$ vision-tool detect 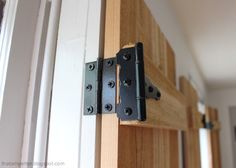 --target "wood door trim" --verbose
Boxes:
[100,0,121,167]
